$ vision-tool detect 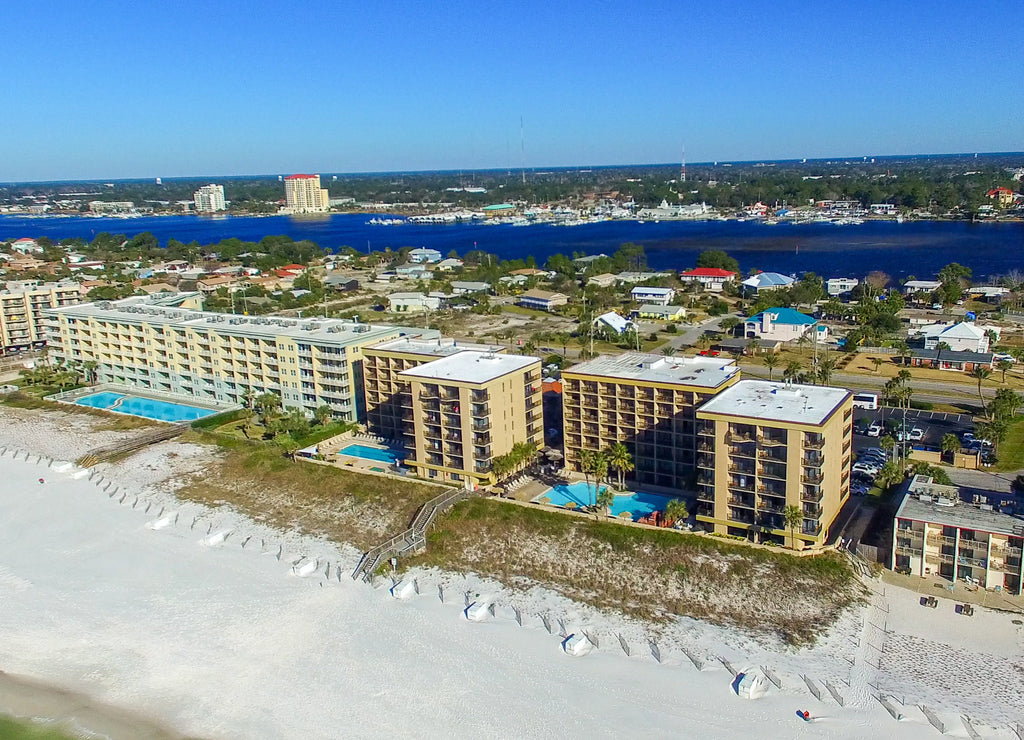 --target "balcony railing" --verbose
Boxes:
[727,496,755,509]
[726,431,755,444]
[801,471,824,484]
[801,489,823,503]
[758,434,786,446]
[803,436,825,450]
[697,489,715,503]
